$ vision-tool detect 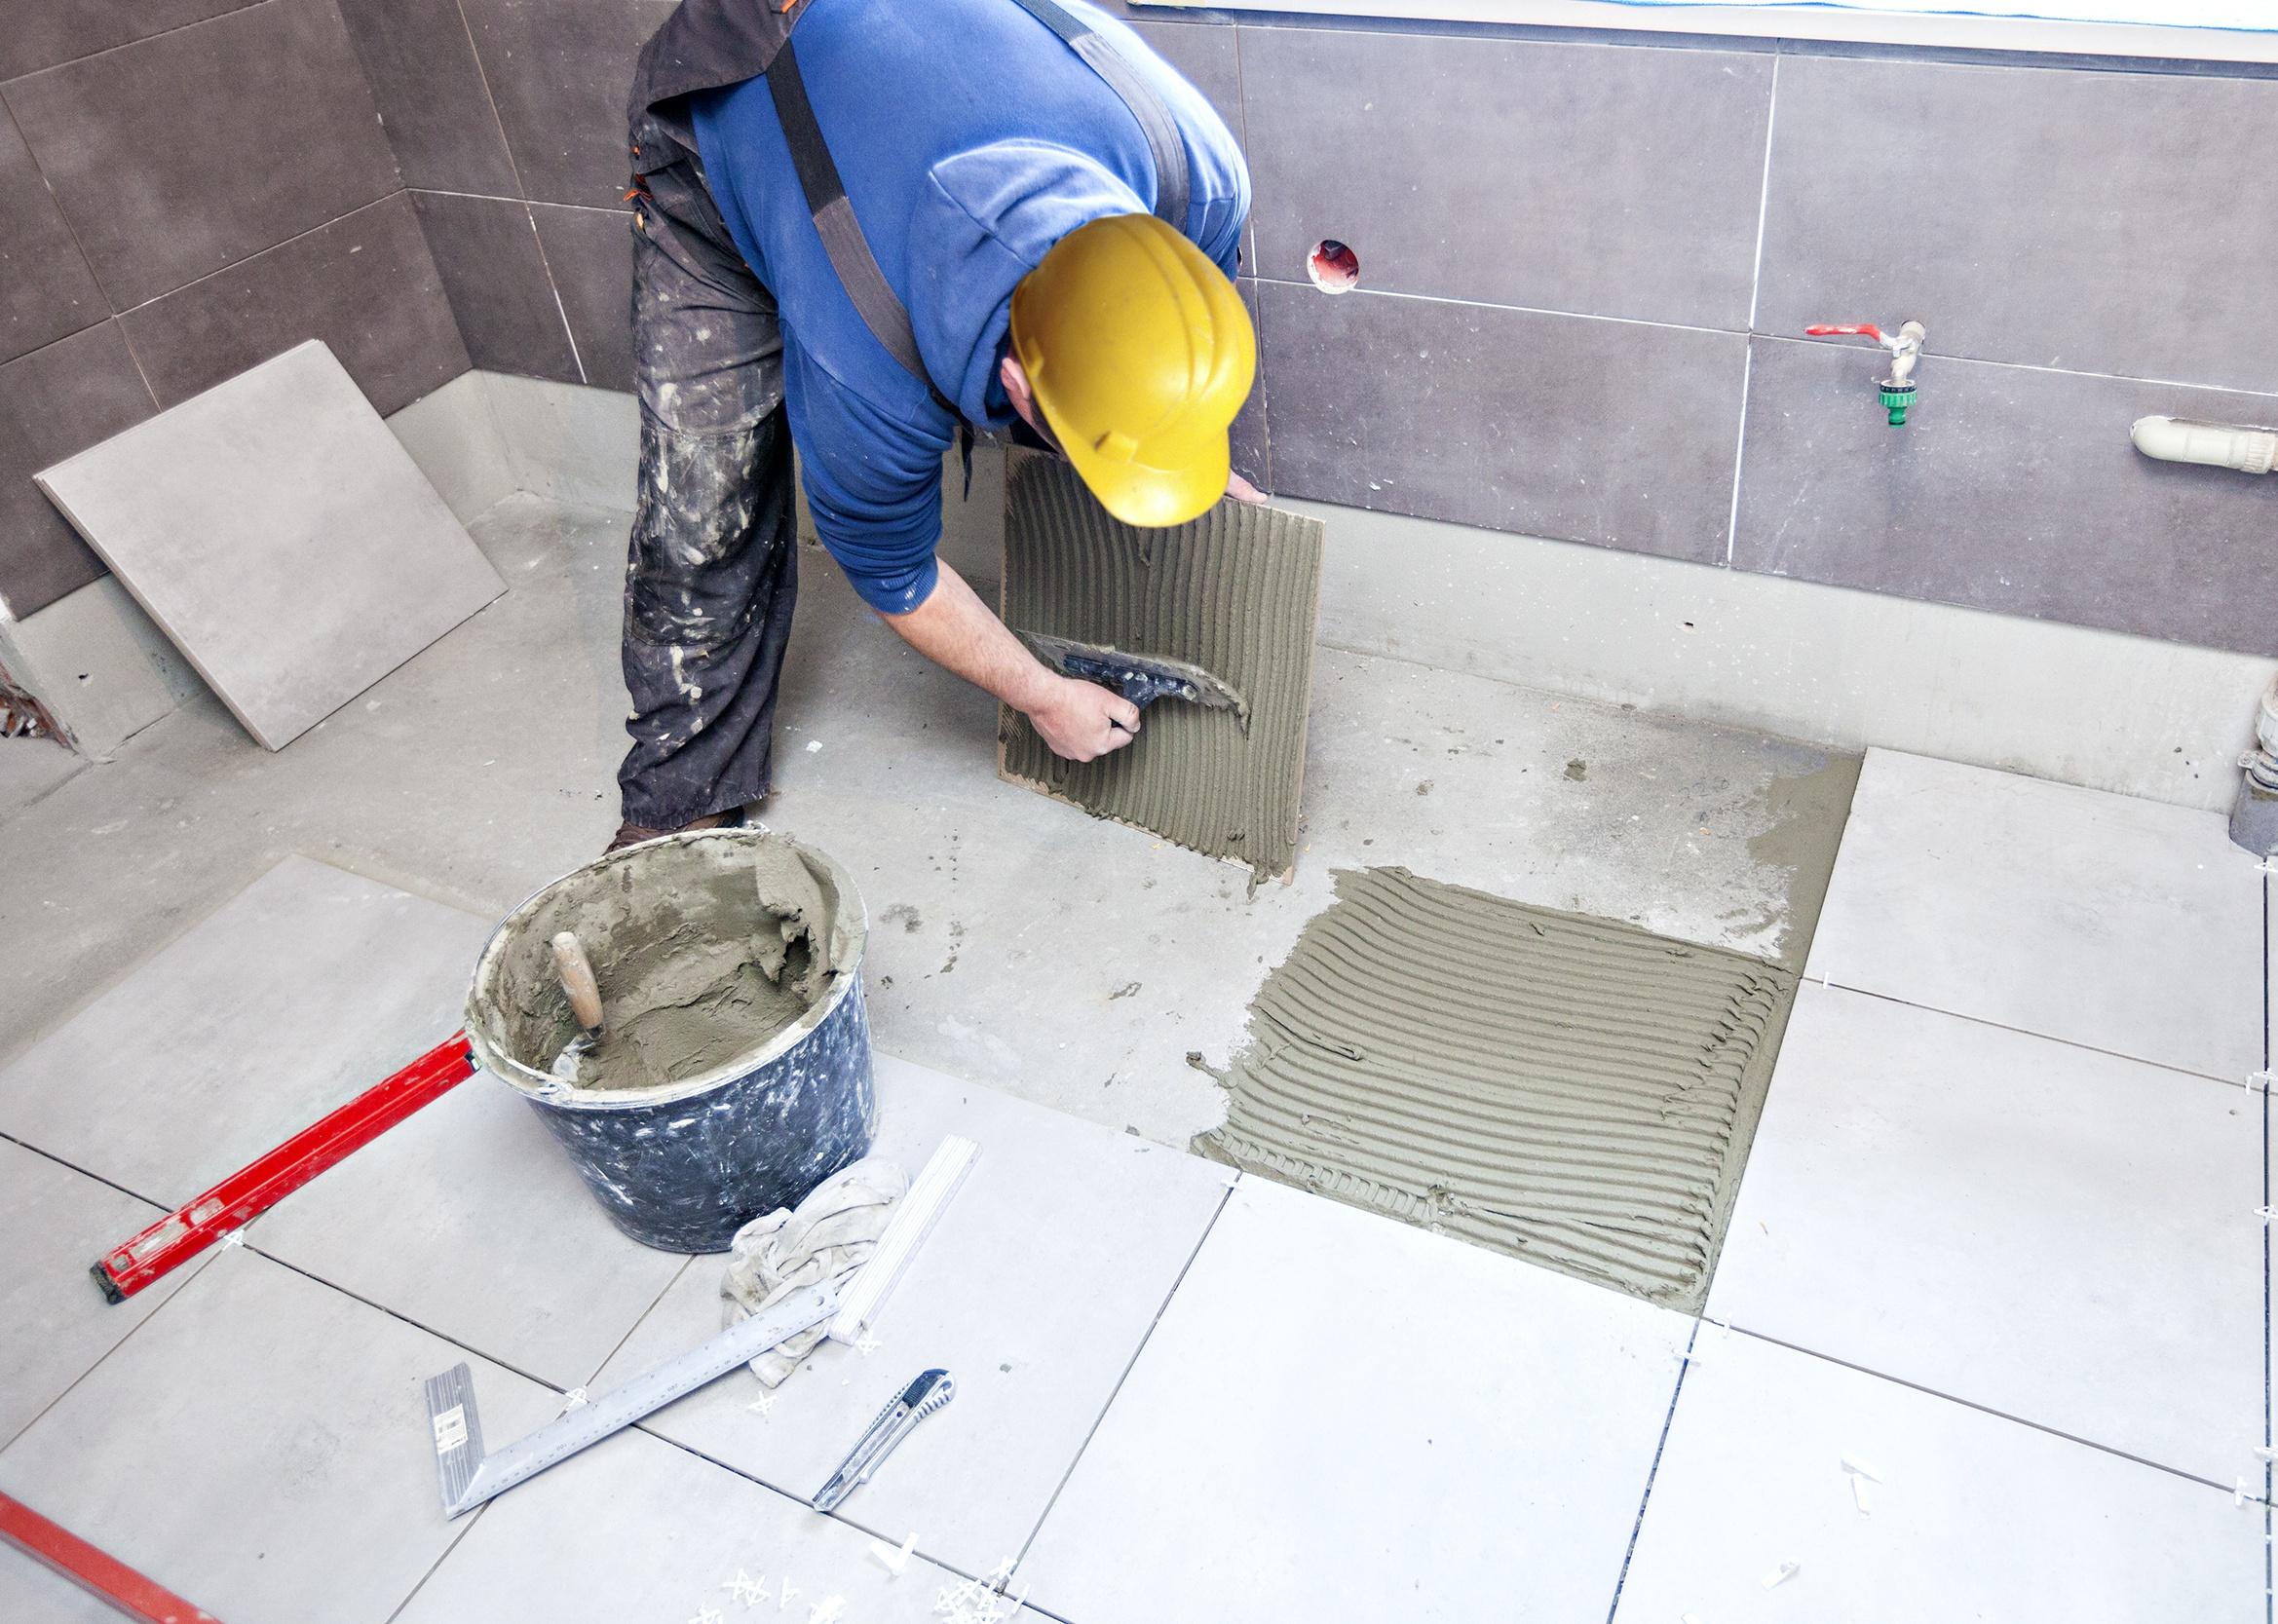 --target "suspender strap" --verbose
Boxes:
[766,37,944,402]
[763,0,1193,405]
[1001,0,1190,234]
